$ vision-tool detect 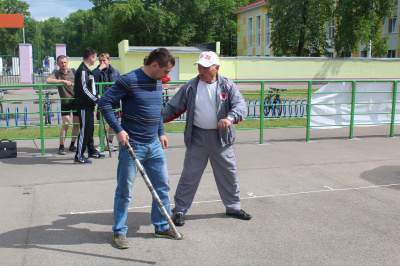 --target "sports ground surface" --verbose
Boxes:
[1,126,400,265]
